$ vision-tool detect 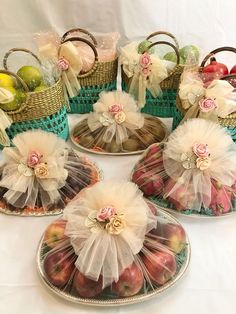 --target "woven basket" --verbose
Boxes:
[172,46,236,141]
[121,31,183,118]
[0,48,69,146]
[61,29,118,114]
